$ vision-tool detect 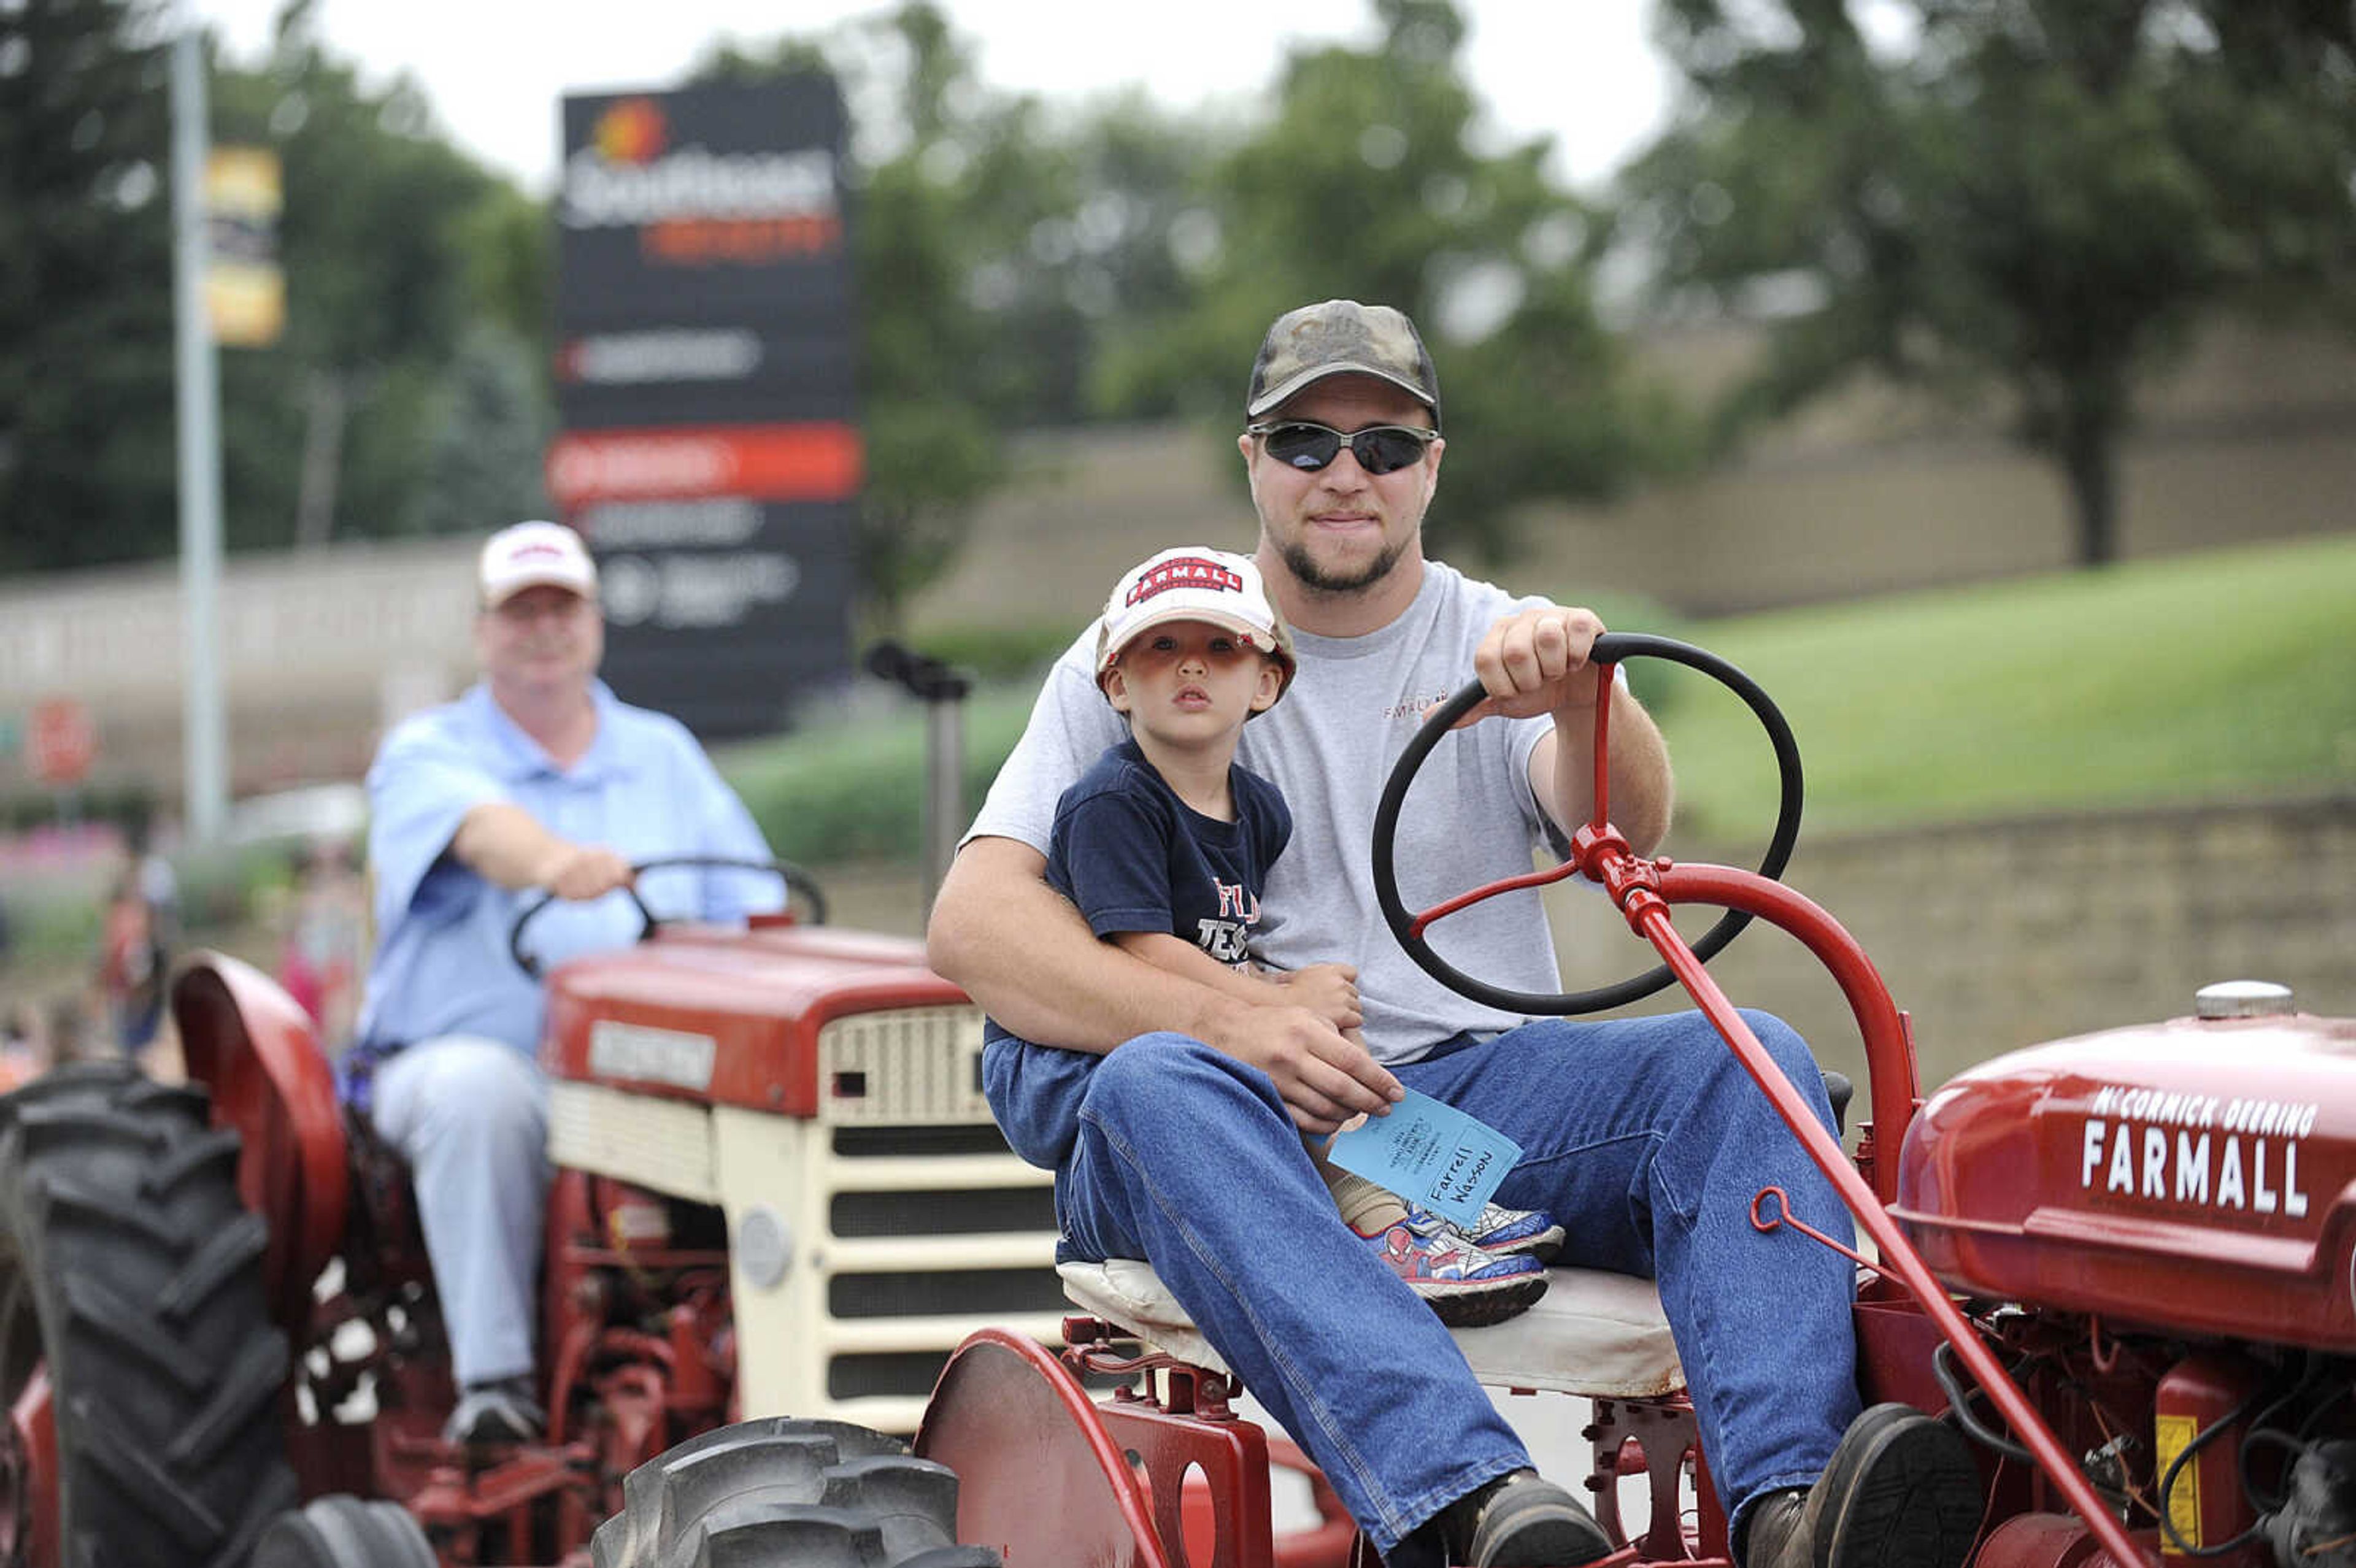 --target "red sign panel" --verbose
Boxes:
[28,697,96,786]
[544,421,863,508]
